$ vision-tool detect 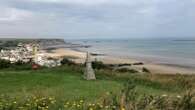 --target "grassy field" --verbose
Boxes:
[0,65,194,99]
[0,65,195,109]
[0,66,122,101]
